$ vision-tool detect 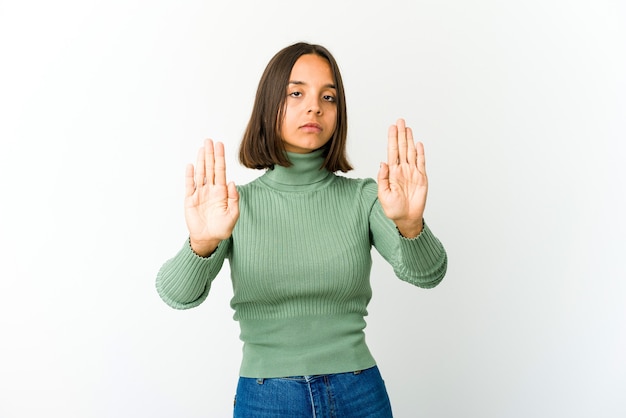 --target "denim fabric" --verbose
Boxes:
[233,365,393,417]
